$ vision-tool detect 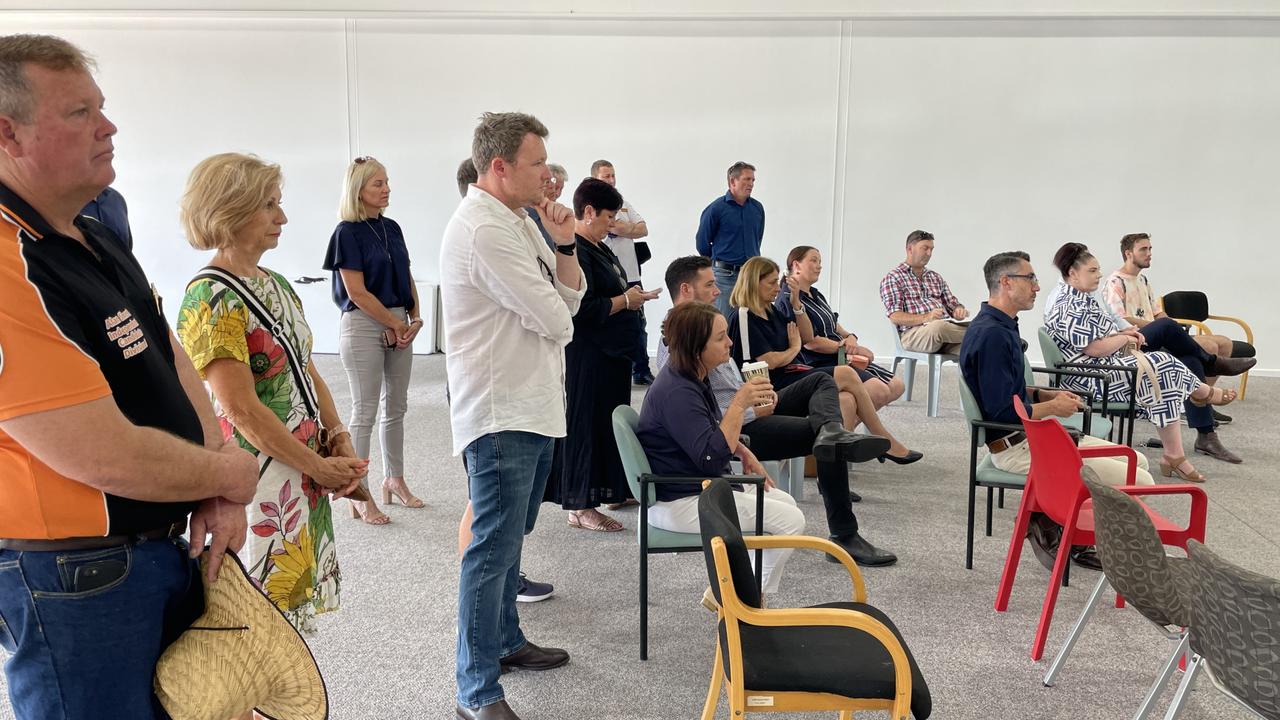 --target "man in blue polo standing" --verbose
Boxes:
[696,161,764,316]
